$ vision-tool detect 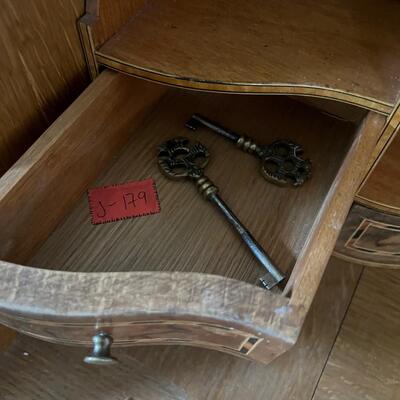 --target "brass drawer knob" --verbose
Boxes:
[84,332,118,365]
